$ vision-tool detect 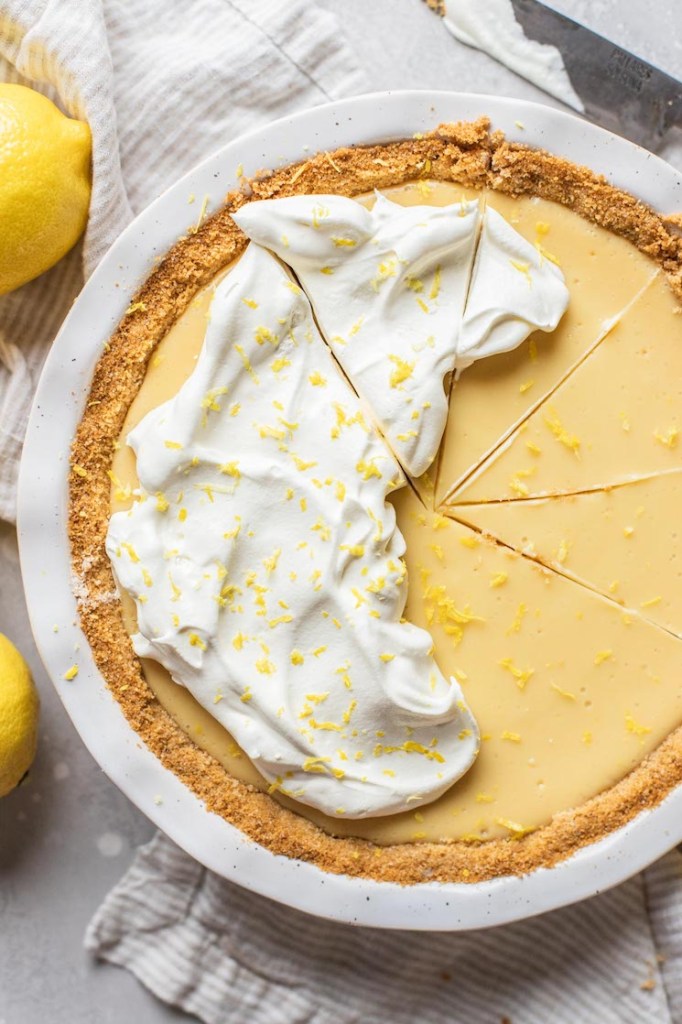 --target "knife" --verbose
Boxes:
[509,0,682,151]
[428,0,682,152]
